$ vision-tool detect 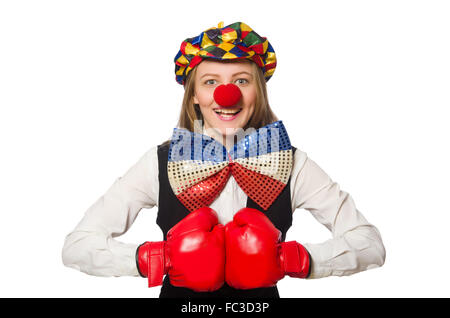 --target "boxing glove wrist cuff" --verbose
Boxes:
[280,241,311,279]
[136,242,149,278]
[136,241,168,287]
